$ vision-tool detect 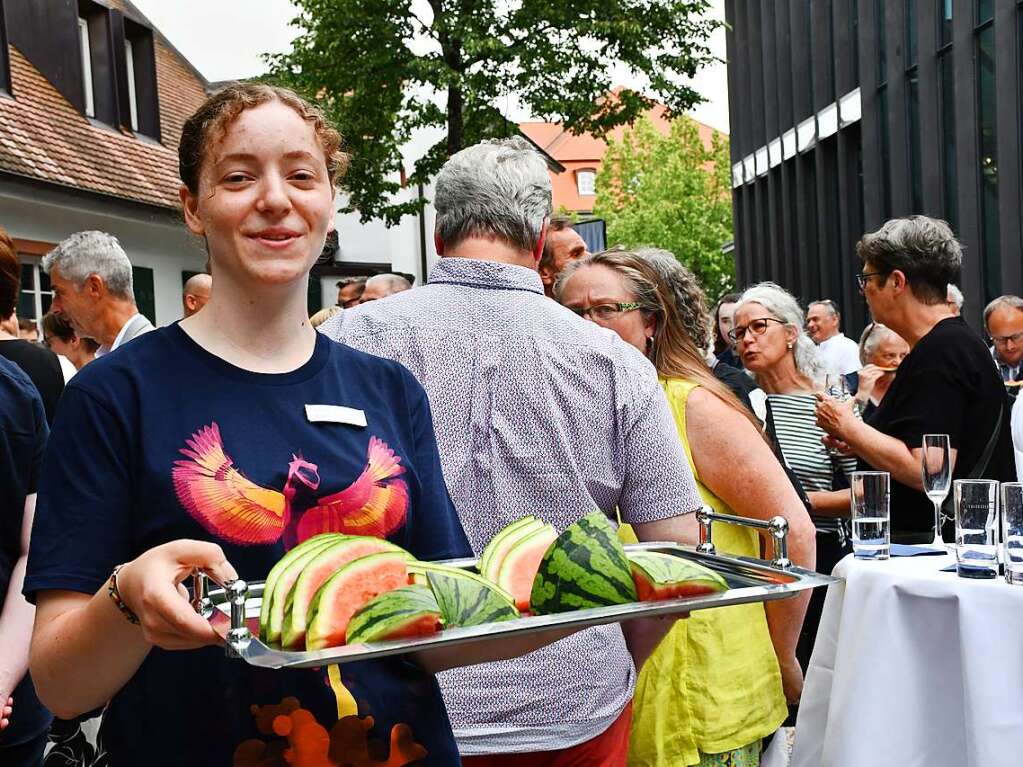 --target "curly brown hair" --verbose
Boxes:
[0,225,19,318]
[178,83,348,194]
